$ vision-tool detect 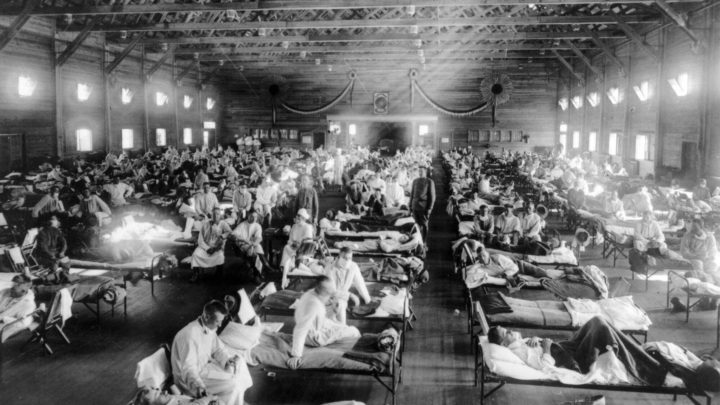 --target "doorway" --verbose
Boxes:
[367,122,412,155]
[681,141,698,180]
[0,134,24,175]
